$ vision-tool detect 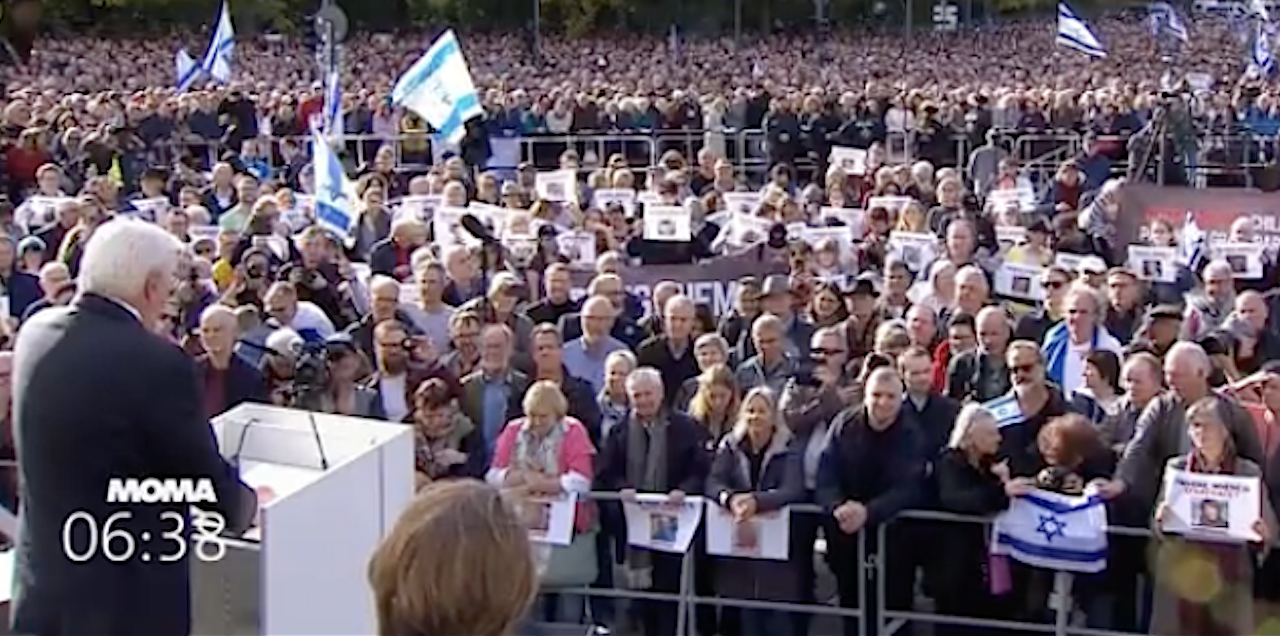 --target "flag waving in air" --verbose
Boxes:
[1251,20,1278,78]
[311,125,357,242]
[1058,3,1108,58]
[175,48,199,92]
[323,69,344,142]
[200,1,235,84]
[1148,1,1190,43]
[391,29,483,145]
